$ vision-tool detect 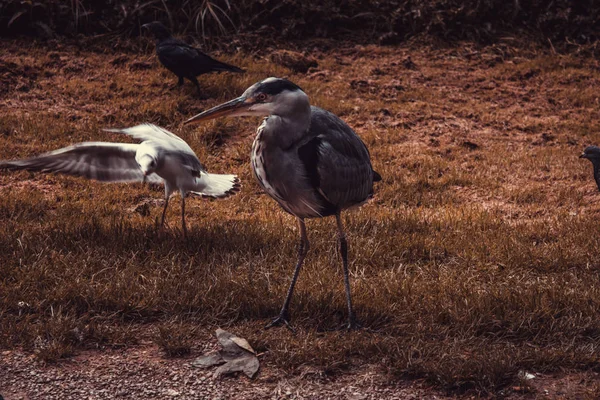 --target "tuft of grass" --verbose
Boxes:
[153,319,197,357]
